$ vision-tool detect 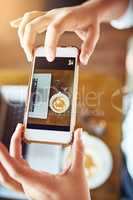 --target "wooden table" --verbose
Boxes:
[77,72,122,200]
